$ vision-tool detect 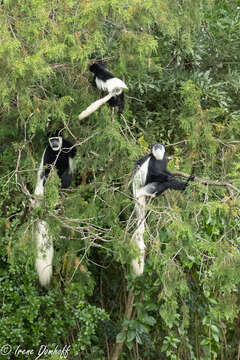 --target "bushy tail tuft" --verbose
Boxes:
[131,230,145,276]
[131,195,146,276]
[35,220,53,287]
